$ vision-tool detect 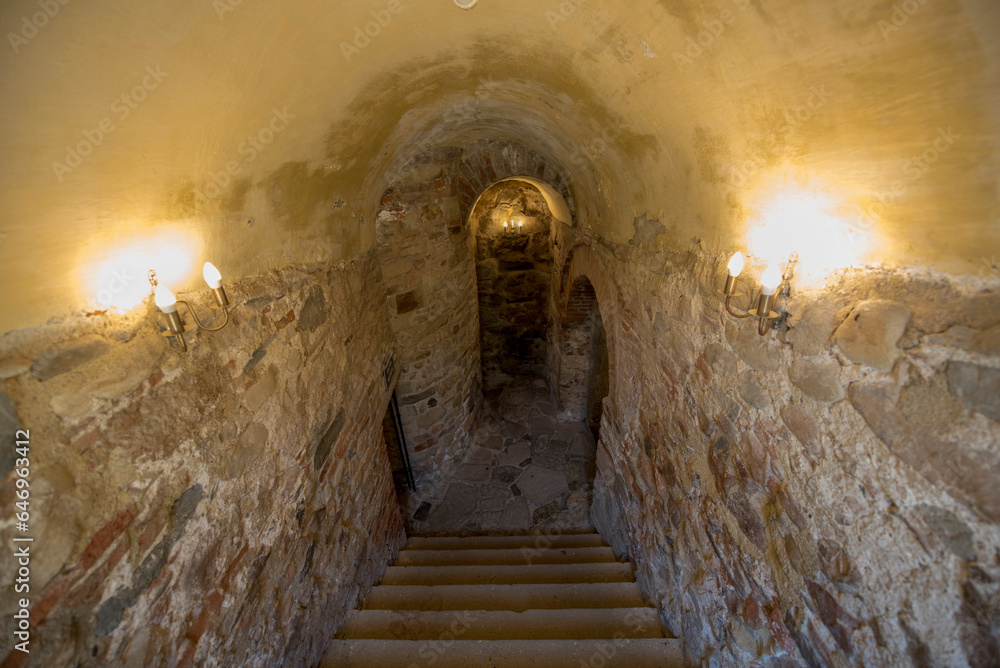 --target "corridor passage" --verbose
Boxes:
[402,378,597,535]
